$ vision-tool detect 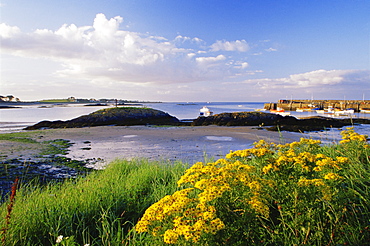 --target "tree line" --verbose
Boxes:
[0,95,20,102]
